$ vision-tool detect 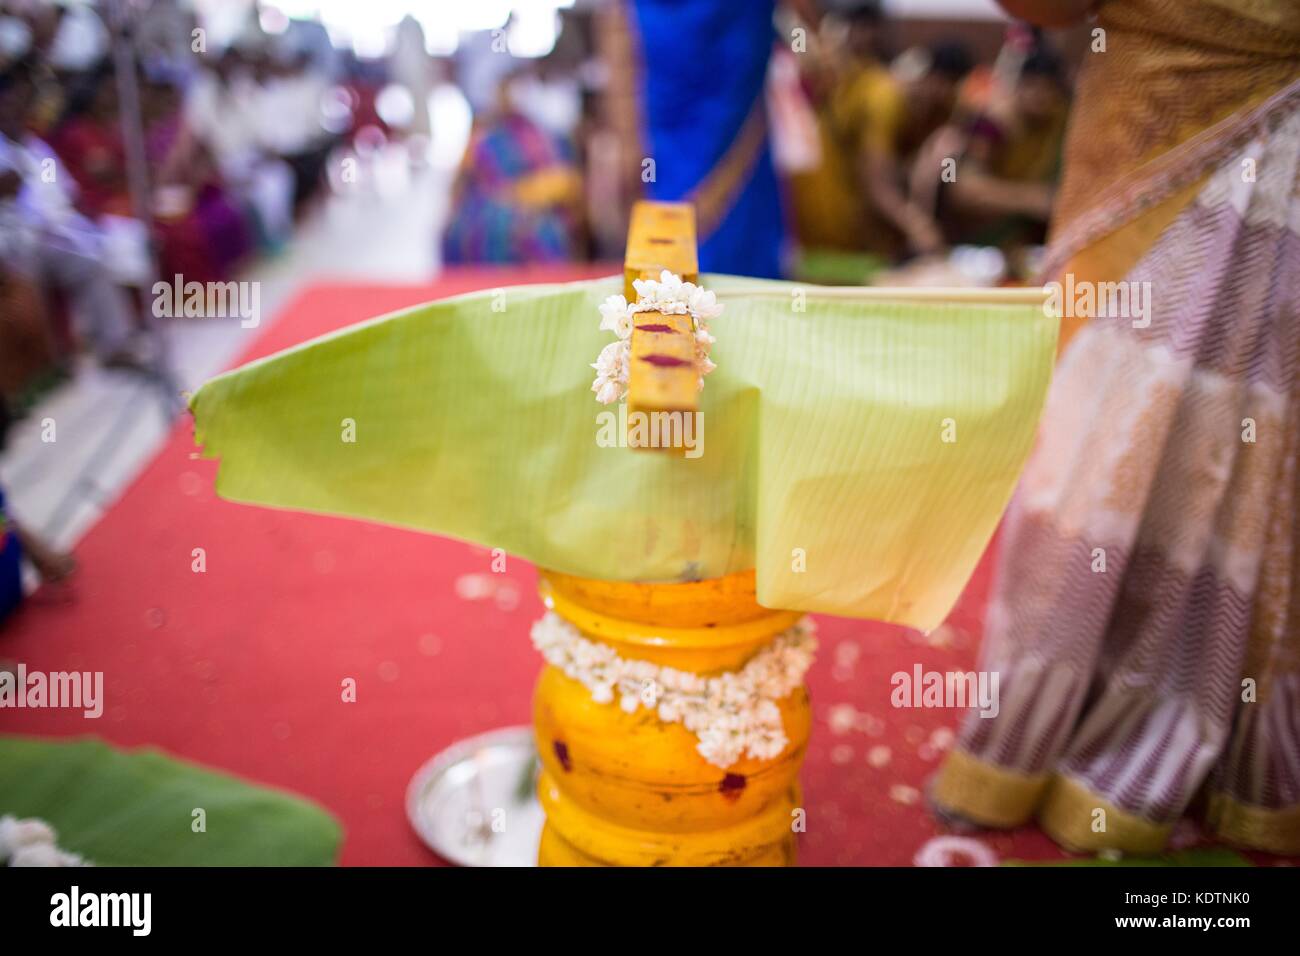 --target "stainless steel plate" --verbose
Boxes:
[405,725,543,867]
